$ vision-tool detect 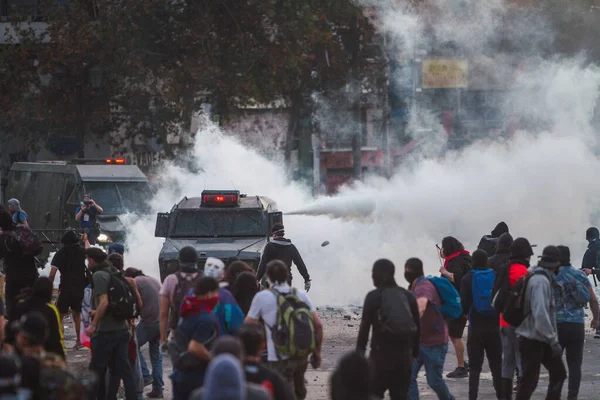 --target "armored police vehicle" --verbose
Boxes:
[154,190,283,281]
[4,158,153,258]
